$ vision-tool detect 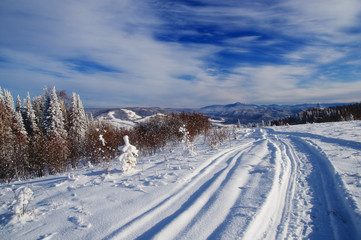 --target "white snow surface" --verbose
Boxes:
[120,109,142,121]
[1,121,361,240]
[97,111,136,129]
[97,109,164,129]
